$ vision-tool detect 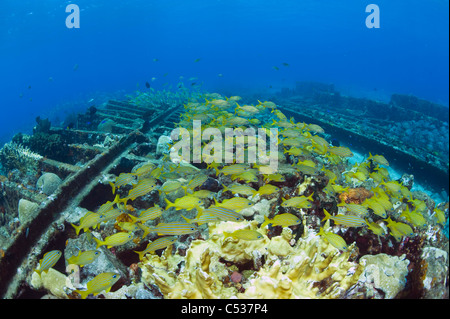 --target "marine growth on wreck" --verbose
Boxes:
[0,89,448,299]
